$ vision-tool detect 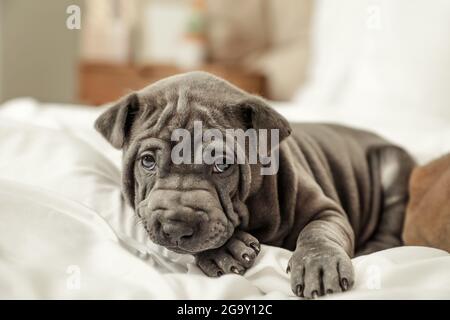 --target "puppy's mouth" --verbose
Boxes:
[164,245,201,254]
[164,245,195,254]
[144,219,233,254]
